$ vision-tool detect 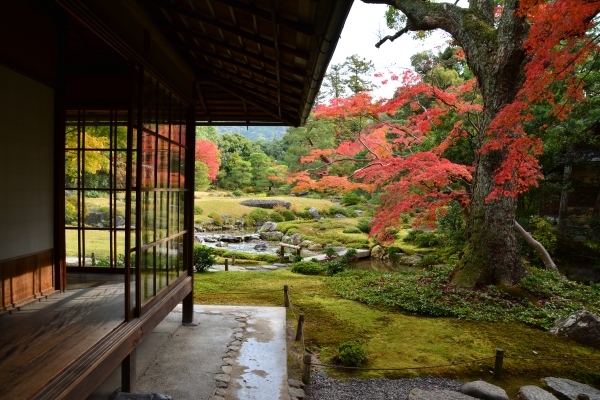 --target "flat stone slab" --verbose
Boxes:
[239,199,291,209]
[544,377,600,400]
[89,305,287,400]
[461,381,509,400]
[518,385,558,400]
[409,388,476,400]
